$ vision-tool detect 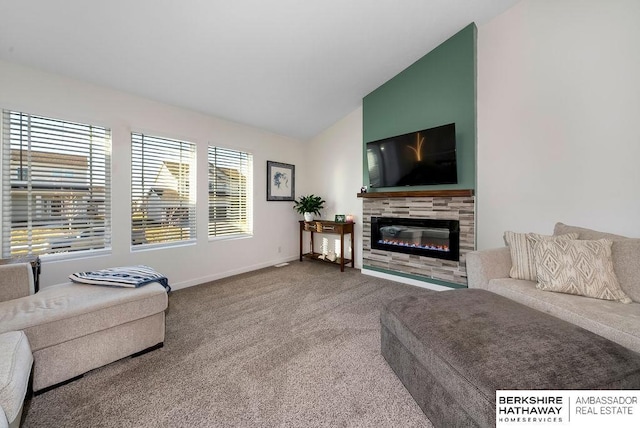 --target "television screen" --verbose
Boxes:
[366,123,457,188]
